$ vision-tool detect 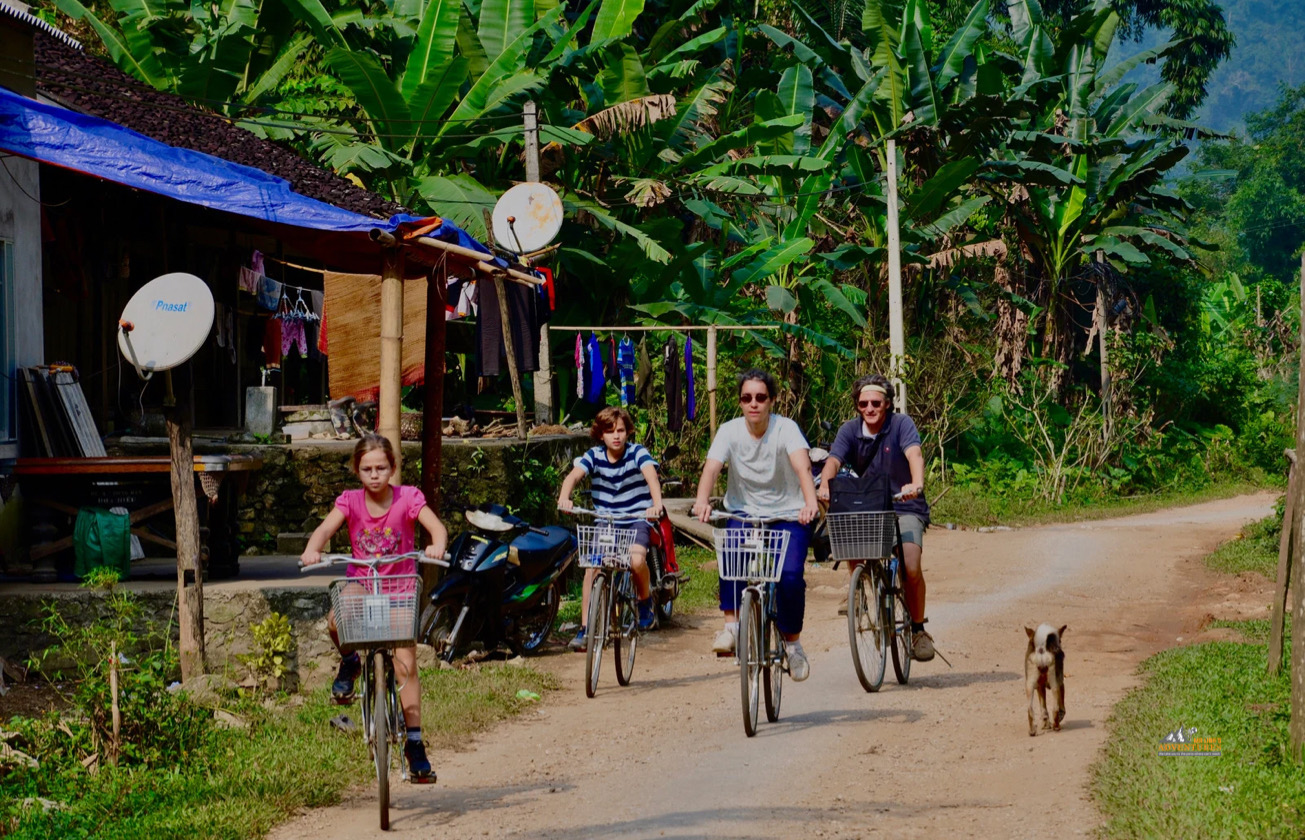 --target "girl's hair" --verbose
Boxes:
[737,368,777,400]
[852,374,895,412]
[591,406,635,442]
[351,433,397,474]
